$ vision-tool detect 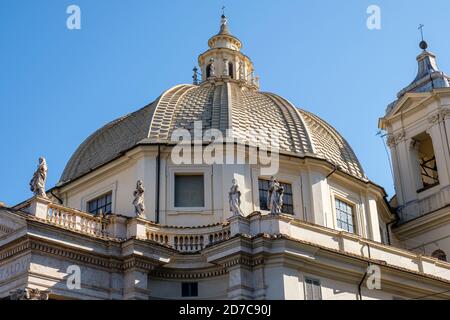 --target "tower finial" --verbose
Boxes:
[218,8,230,35]
[418,24,428,50]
